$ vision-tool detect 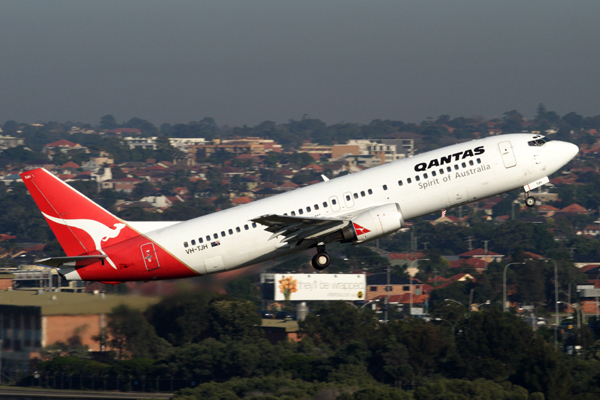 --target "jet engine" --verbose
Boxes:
[341,203,404,244]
